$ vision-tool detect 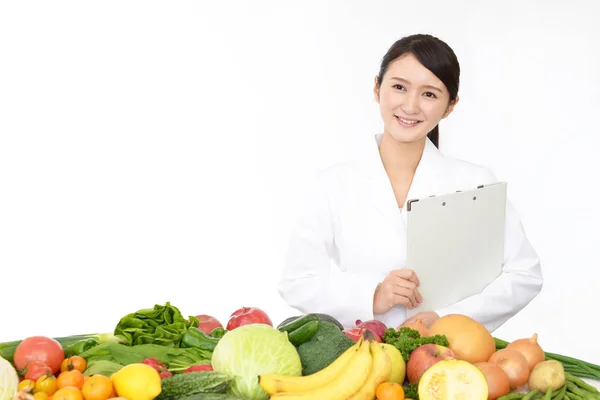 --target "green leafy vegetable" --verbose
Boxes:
[403,382,419,400]
[83,360,123,377]
[114,302,199,347]
[382,327,449,363]
[79,342,211,372]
